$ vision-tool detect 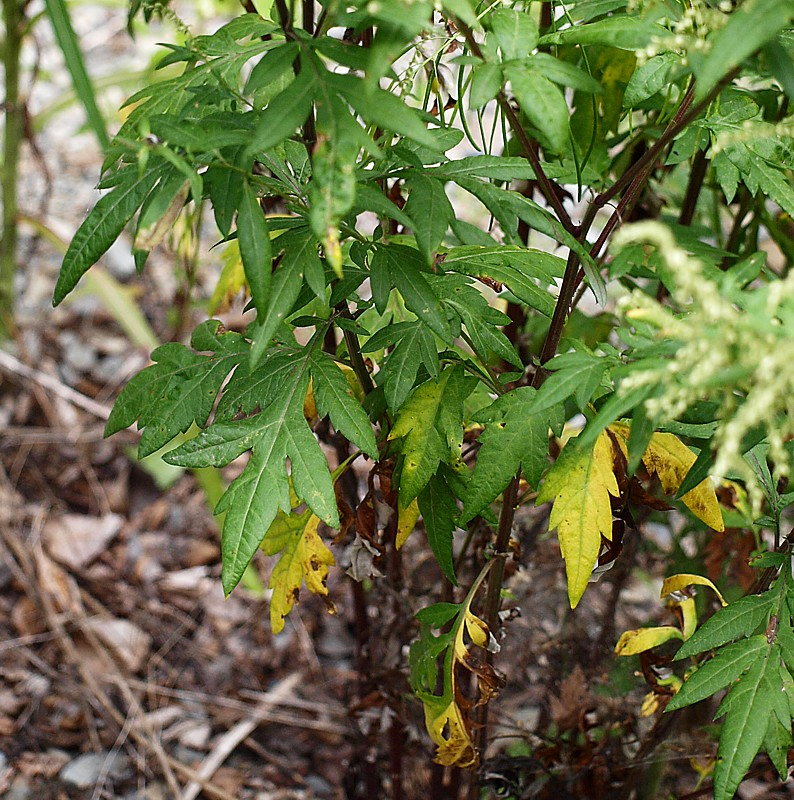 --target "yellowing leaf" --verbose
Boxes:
[610,423,724,531]
[409,565,503,768]
[396,498,421,549]
[679,596,698,641]
[662,573,727,607]
[208,240,246,314]
[641,691,662,717]
[463,609,489,651]
[537,431,620,608]
[422,696,477,767]
[615,625,684,656]
[262,510,335,633]
[303,378,318,421]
